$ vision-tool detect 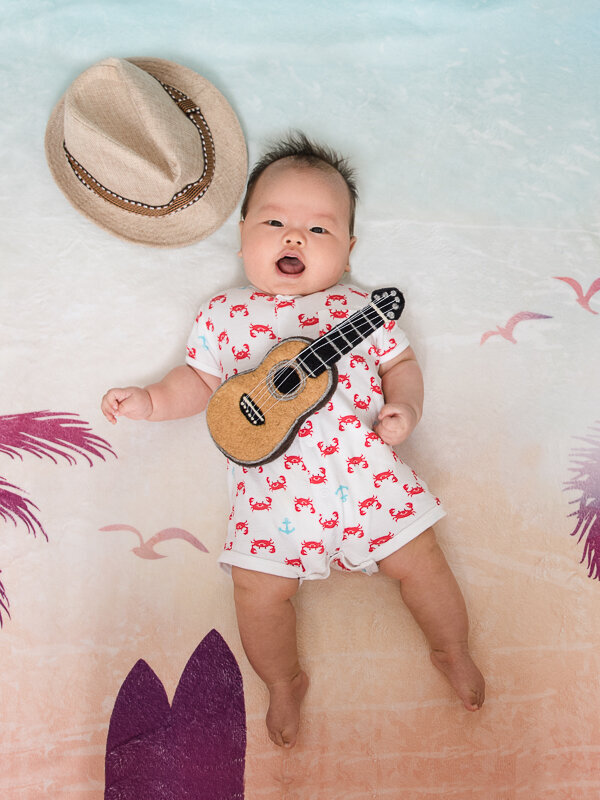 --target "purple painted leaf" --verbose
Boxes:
[105,630,246,800]
[565,423,600,580]
[0,477,47,540]
[0,411,116,466]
